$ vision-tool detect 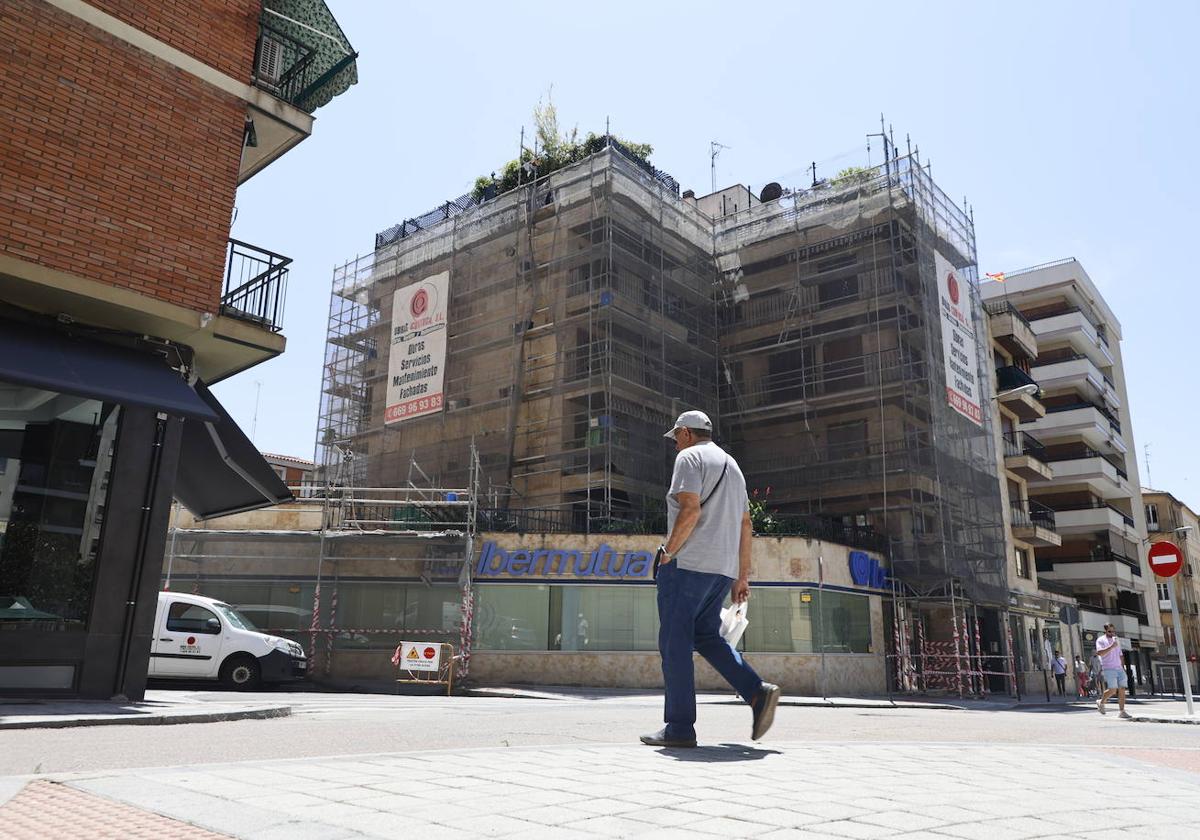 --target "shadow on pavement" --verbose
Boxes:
[657,743,782,762]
